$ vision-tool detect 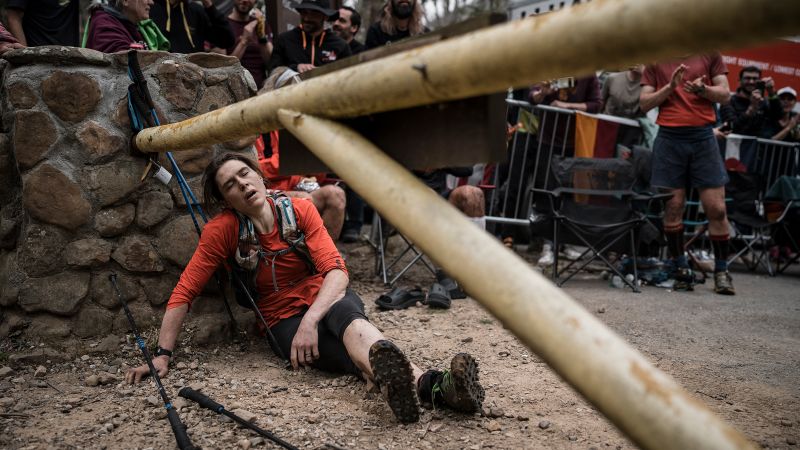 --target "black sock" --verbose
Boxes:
[664,224,686,263]
[417,370,442,403]
[711,234,730,272]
